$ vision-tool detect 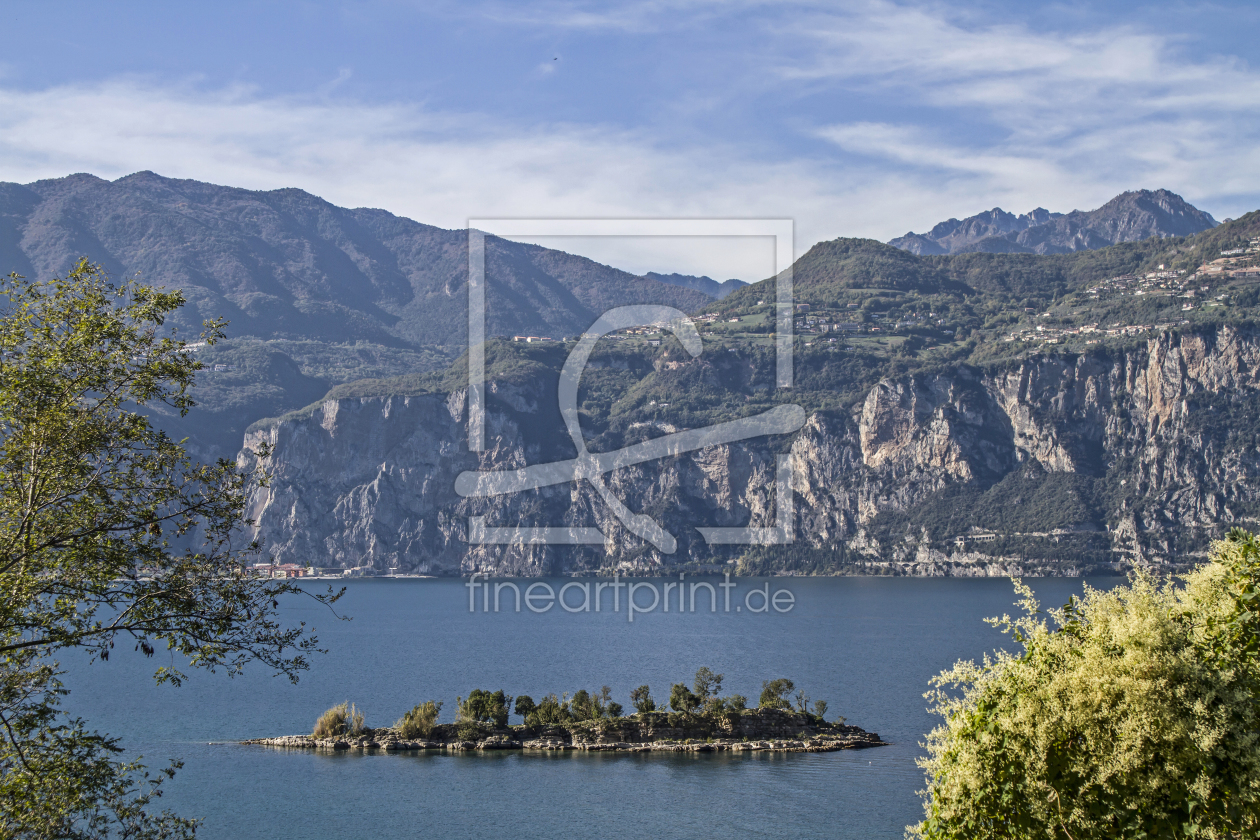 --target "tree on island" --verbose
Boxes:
[630,685,656,714]
[564,687,623,721]
[313,670,836,742]
[513,695,537,722]
[0,262,341,838]
[693,667,723,714]
[669,682,701,714]
[759,678,795,710]
[596,685,623,718]
[457,689,513,728]
[525,694,570,727]
[570,689,596,720]
[912,530,1260,840]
